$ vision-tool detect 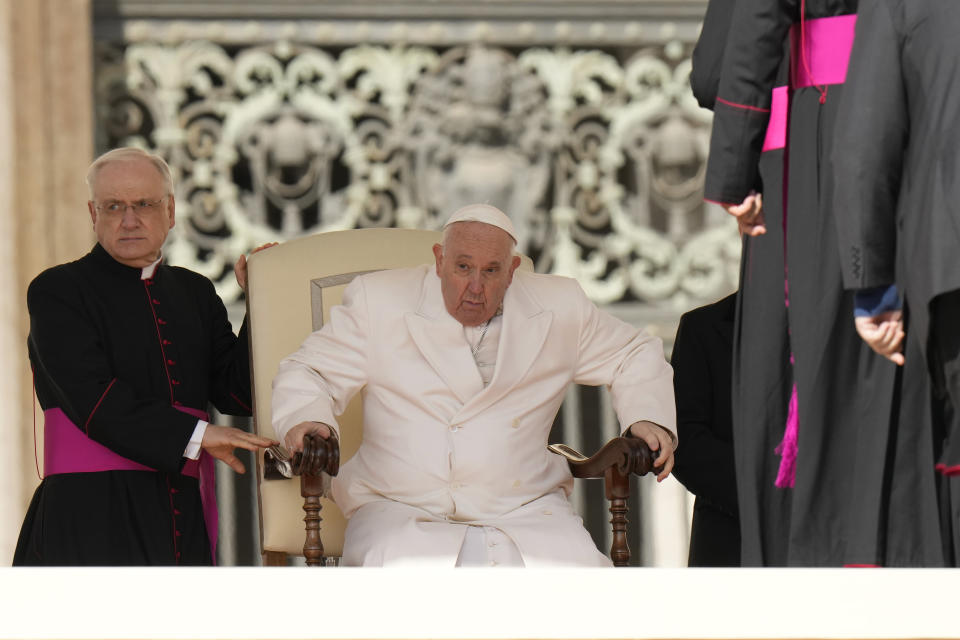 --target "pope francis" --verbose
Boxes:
[271,204,676,566]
